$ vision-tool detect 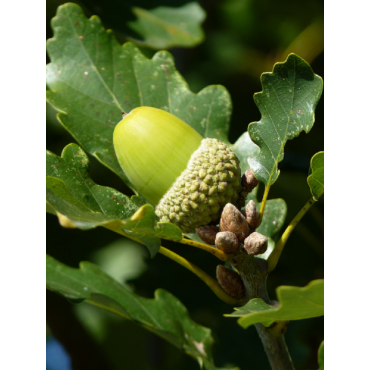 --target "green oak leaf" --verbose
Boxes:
[226,279,324,329]
[231,132,260,175]
[46,3,231,195]
[46,255,239,370]
[308,151,324,200]
[128,3,206,49]
[78,1,205,50]
[247,54,323,187]
[46,143,182,257]
[318,341,324,370]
